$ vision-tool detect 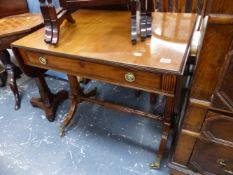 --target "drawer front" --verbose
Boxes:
[201,111,233,146]
[22,50,166,94]
[189,140,233,175]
